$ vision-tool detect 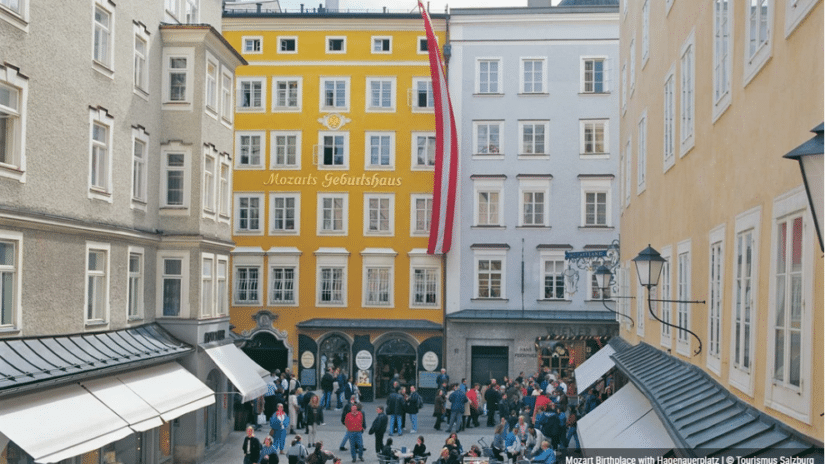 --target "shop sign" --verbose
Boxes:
[421,351,439,371]
[263,172,403,189]
[301,351,315,369]
[544,325,616,337]
[355,350,373,370]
